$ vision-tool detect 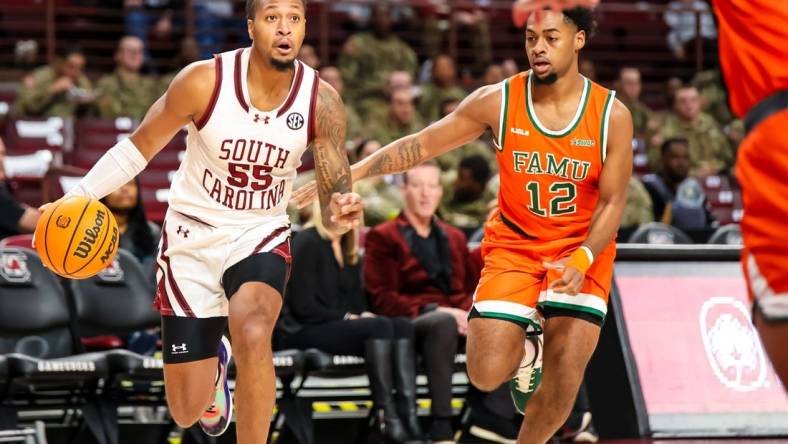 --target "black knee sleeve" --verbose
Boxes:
[162,315,228,364]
